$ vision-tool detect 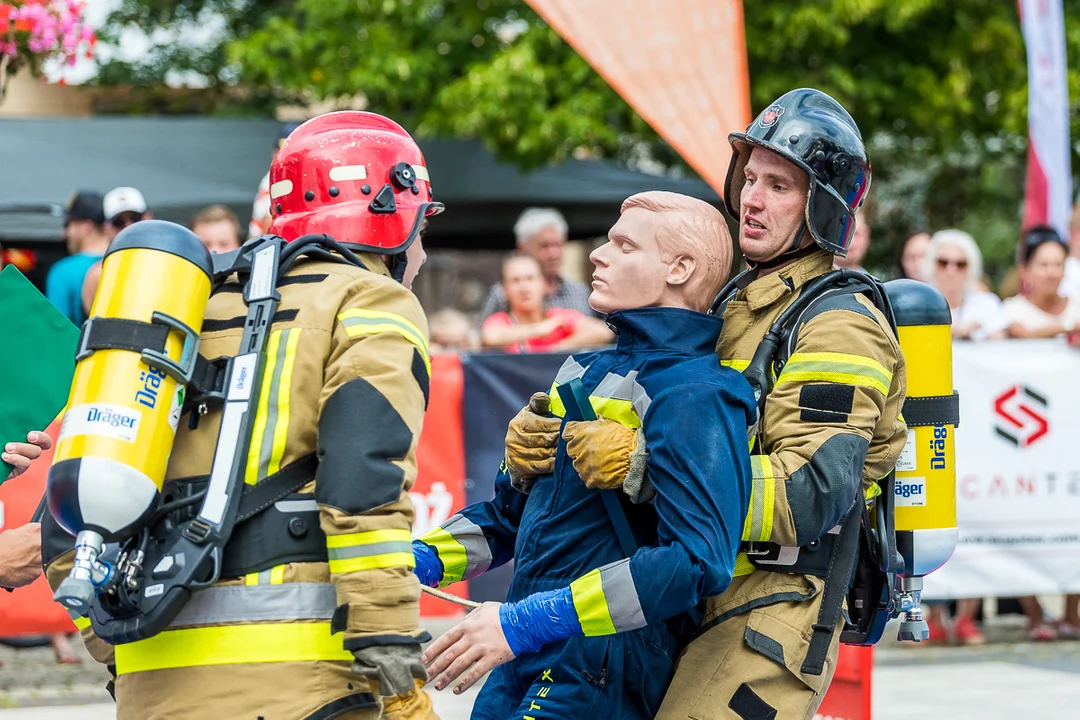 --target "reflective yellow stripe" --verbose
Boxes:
[326,528,412,548]
[245,572,260,586]
[270,565,285,585]
[420,527,468,585]
[328,551,415,574]
[776,352,892,396]
[546,383,641,429]
[268,328,301,476]
[569,569,616,636]
[548,381,565,417]
[337,309,431,376]
[722,359,751,372]
[114,622,353,674]
[865,481,882,502]
[733,552,756,577]
[245,330,283,485]
[73,616,91,630]
[590,397,641,429]
[742,456,775,543]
